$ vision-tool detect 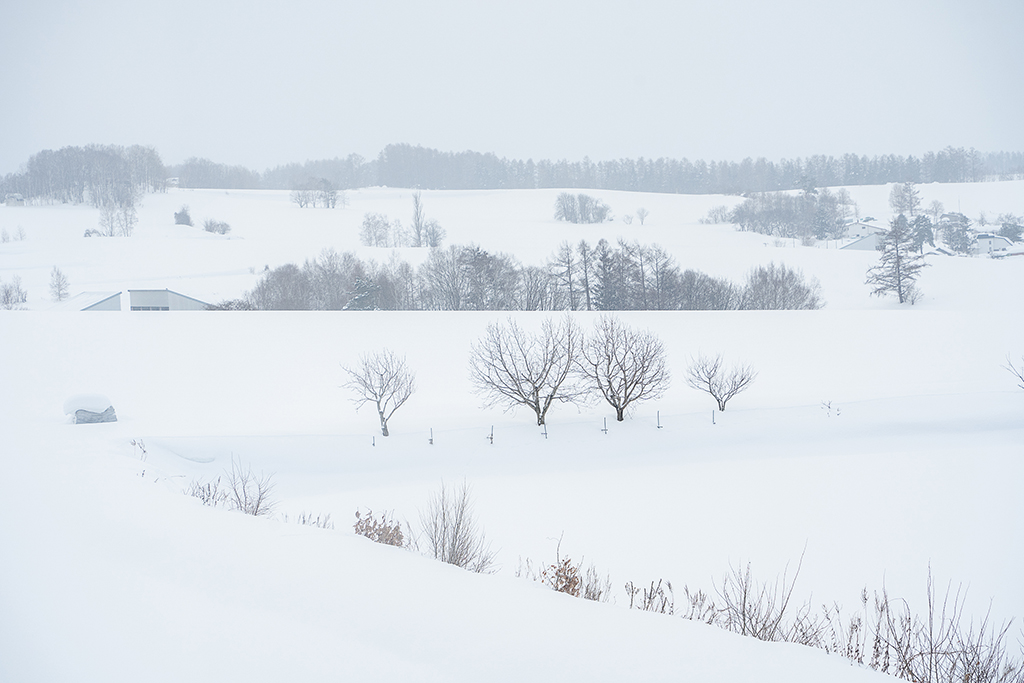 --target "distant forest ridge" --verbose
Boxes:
[3,143,1024,203]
